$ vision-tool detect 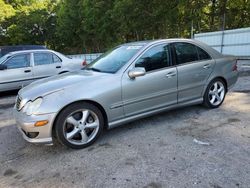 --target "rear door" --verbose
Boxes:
[32,52,63,79]
[122,43,177,117]
[172,42,215,103]
[0,53,33,91]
